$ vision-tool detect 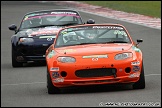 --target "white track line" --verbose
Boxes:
[145,74,161,77]
[1,74,161,86]
[1,82,46,86]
